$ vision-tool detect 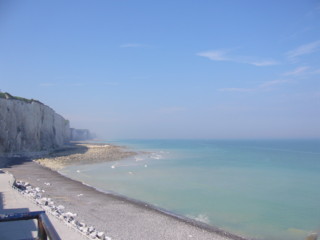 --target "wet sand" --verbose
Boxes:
[1,143,249,240]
